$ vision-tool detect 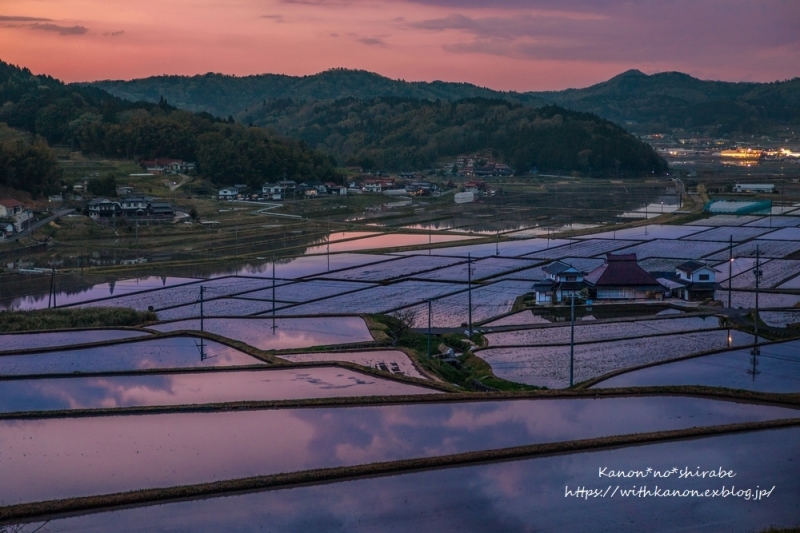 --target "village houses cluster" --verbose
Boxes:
[532,253,720,303]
